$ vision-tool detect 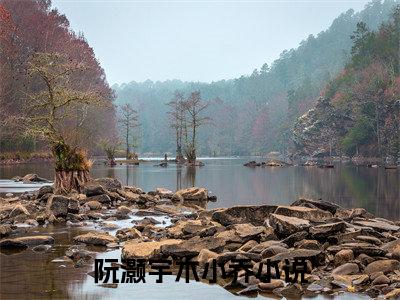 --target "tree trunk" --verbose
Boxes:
[54,170,90,194]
